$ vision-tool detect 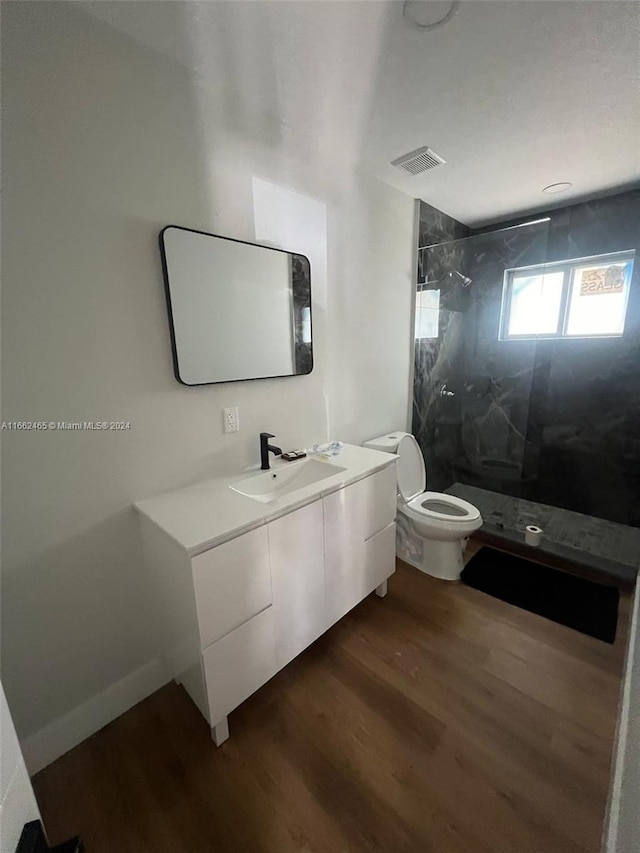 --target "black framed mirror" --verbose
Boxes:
[159,226,313,386]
